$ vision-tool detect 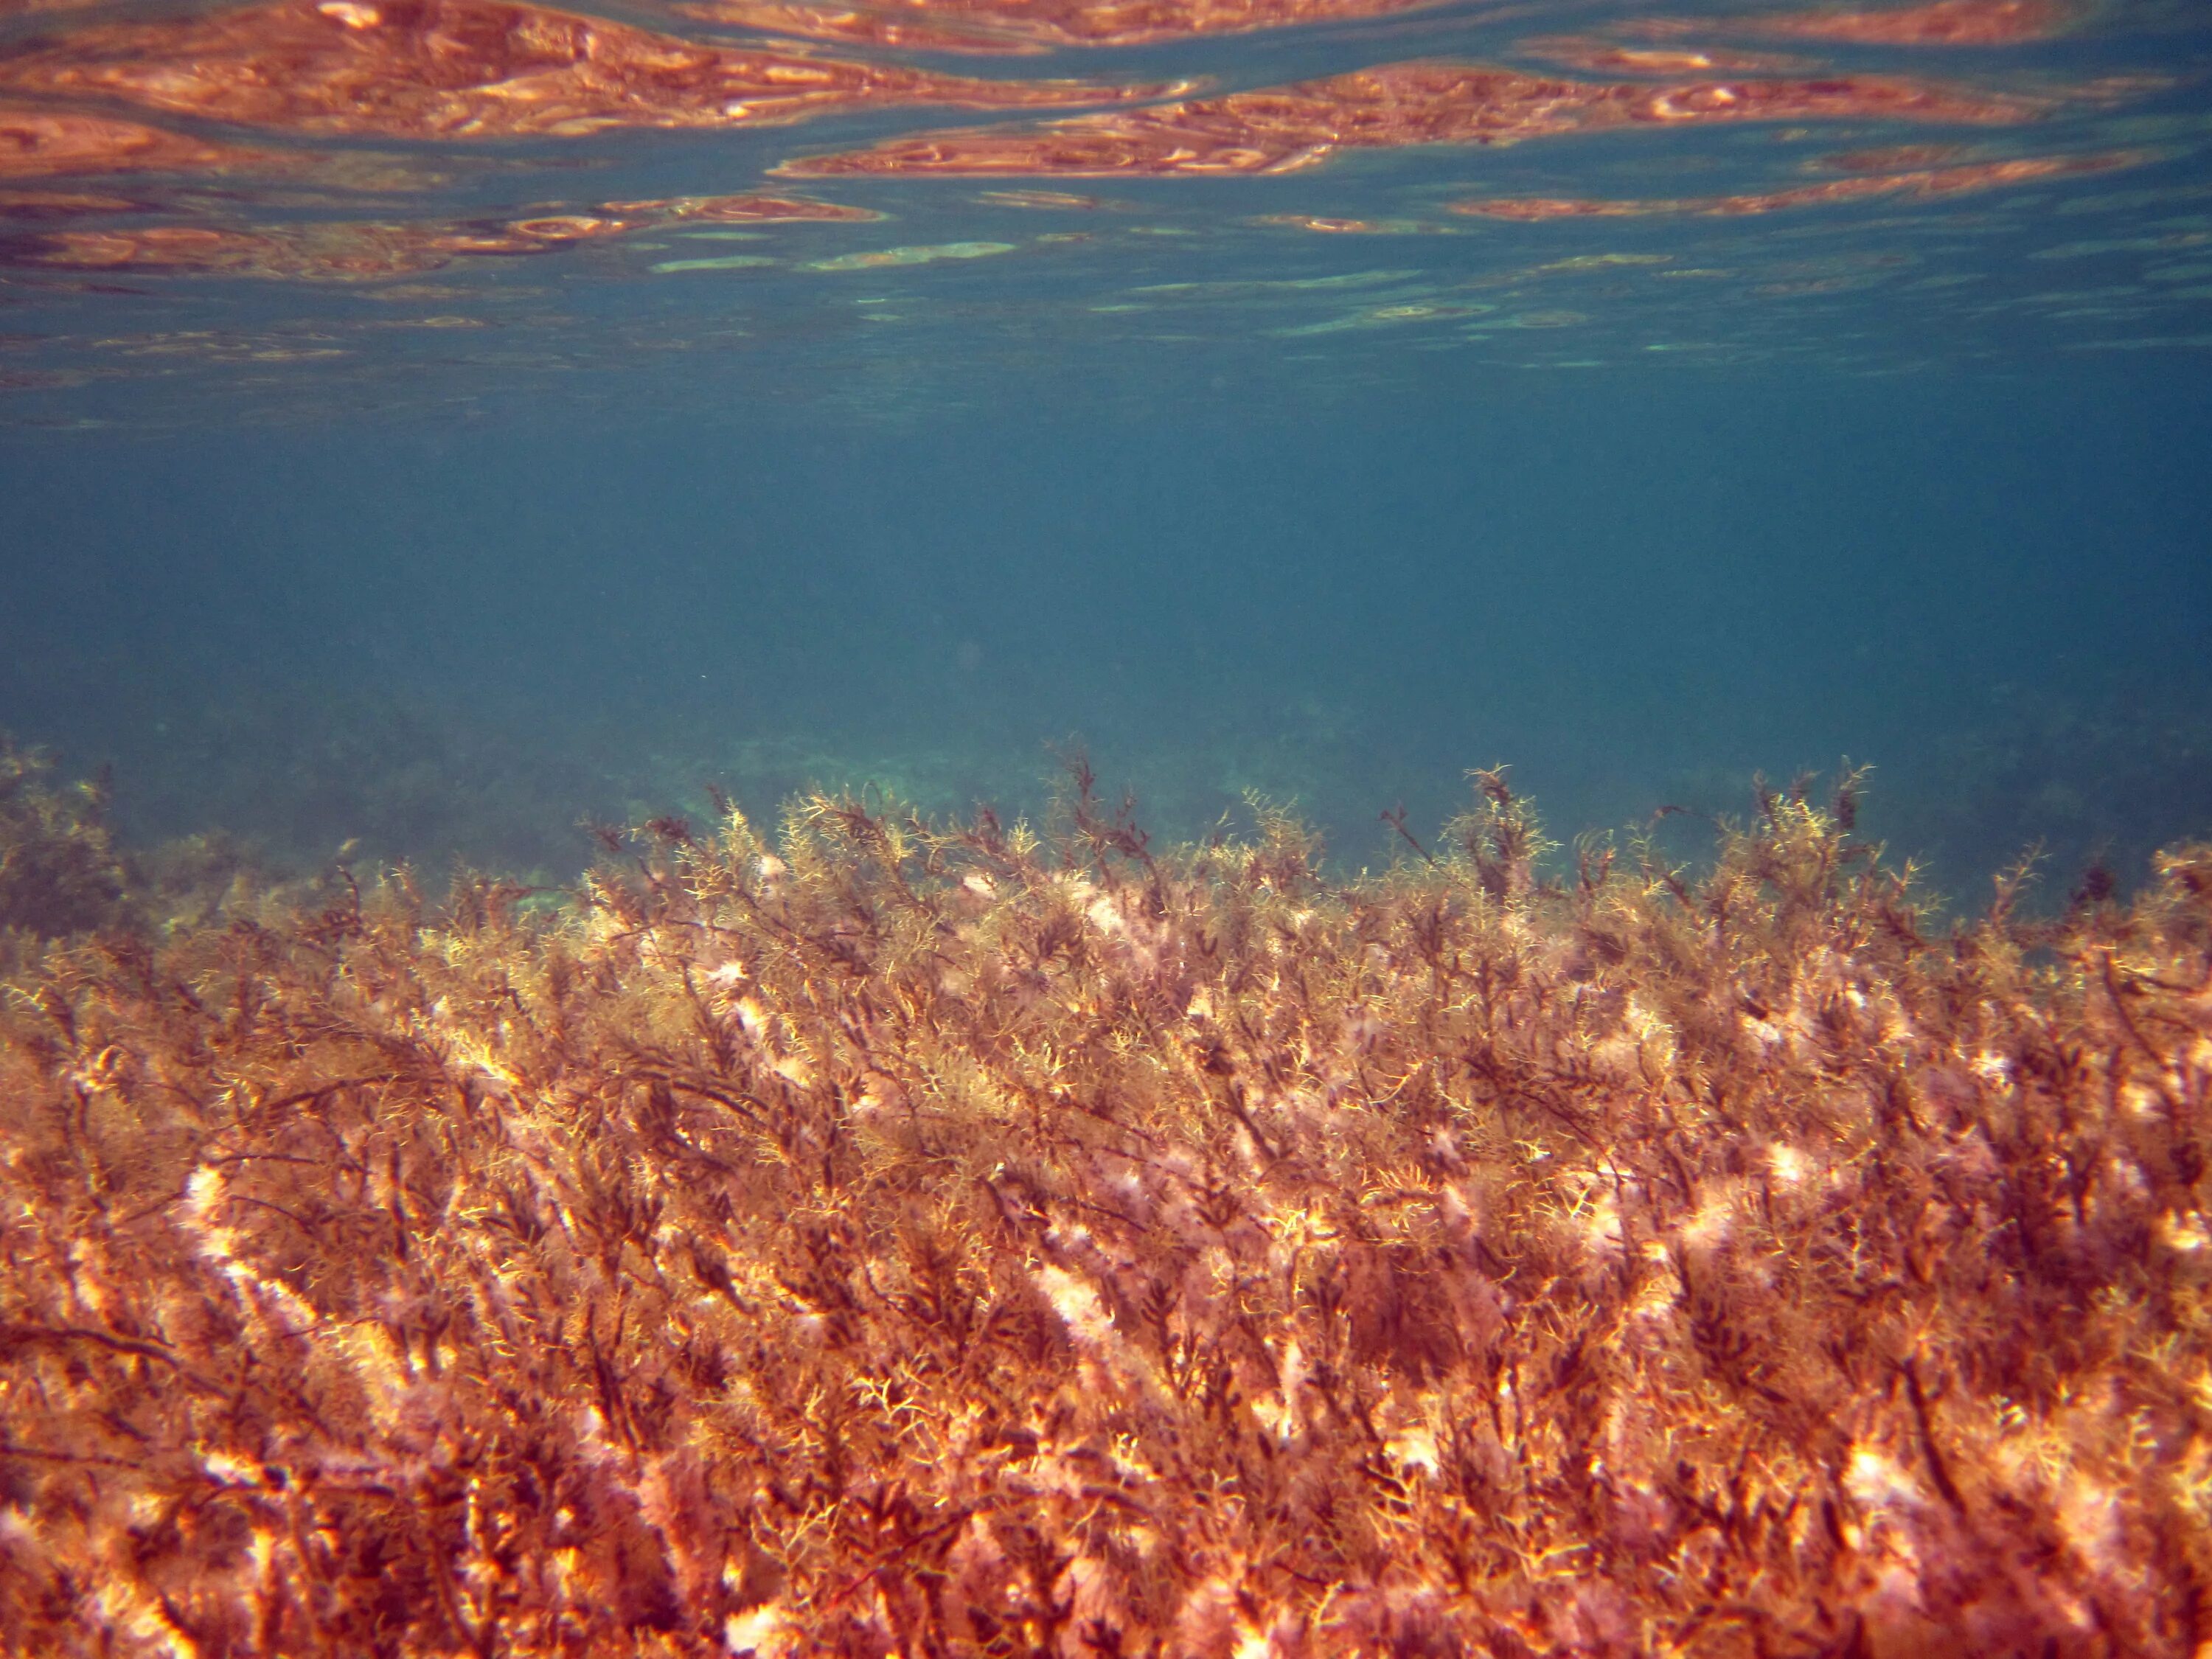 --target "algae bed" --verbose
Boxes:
[2,742,2208,1655]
